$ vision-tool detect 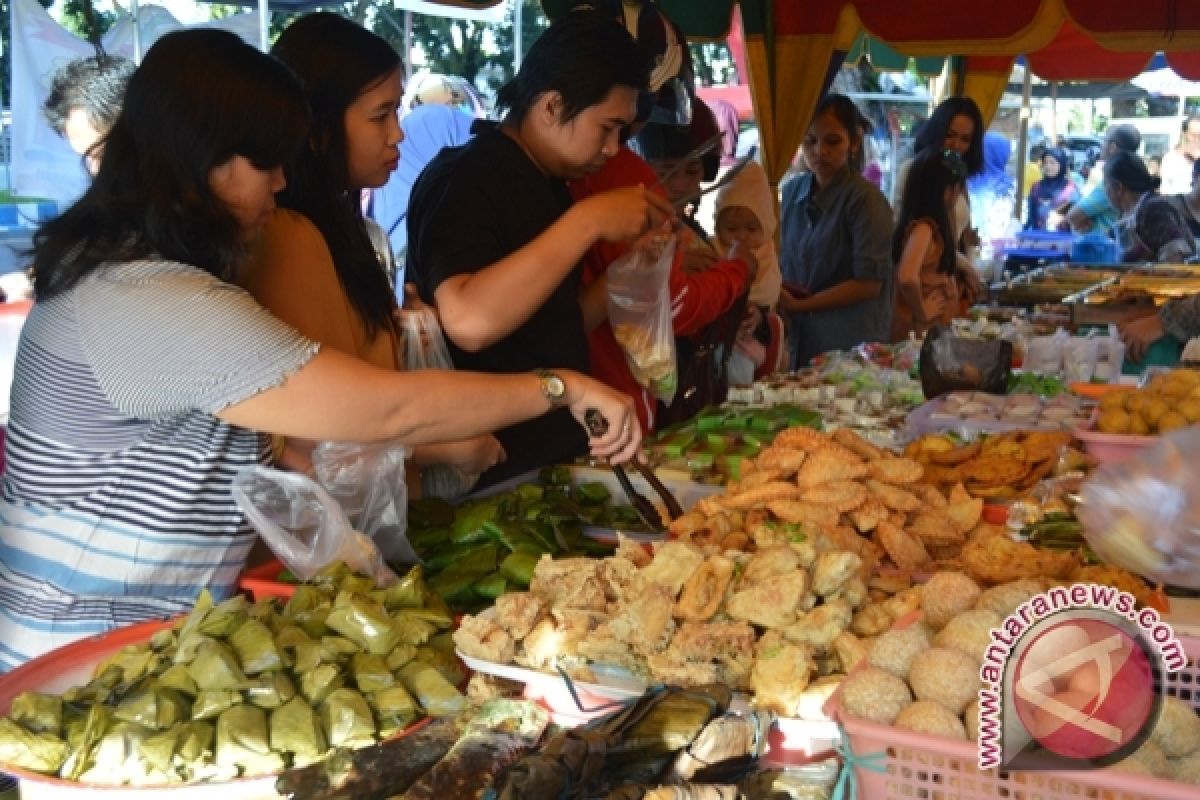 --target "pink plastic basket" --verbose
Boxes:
[838,635,1200,799]
[1073,411,1157,465]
